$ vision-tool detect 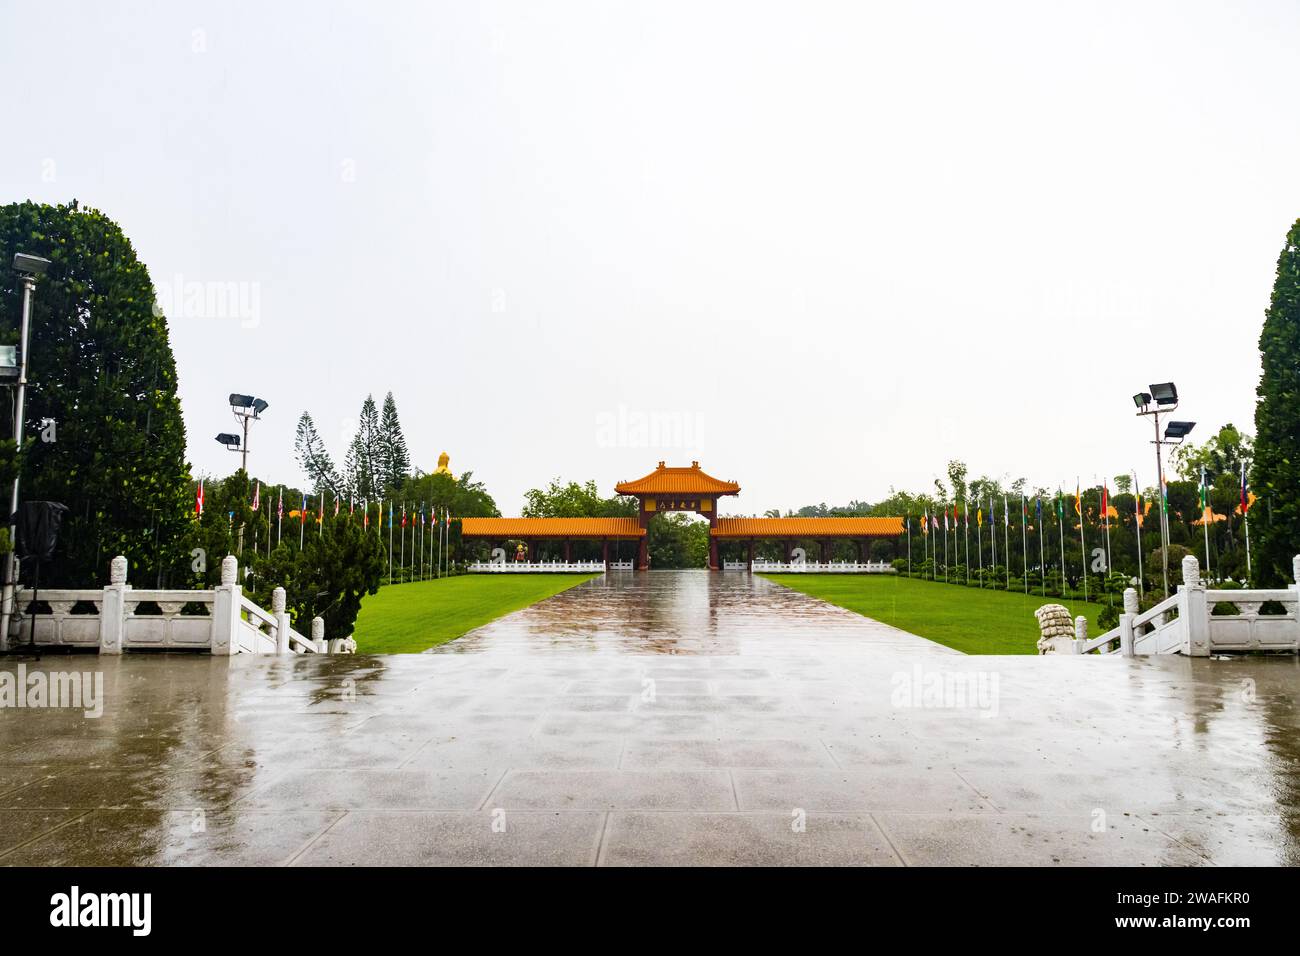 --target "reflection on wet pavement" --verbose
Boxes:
[1,570,1297,866]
